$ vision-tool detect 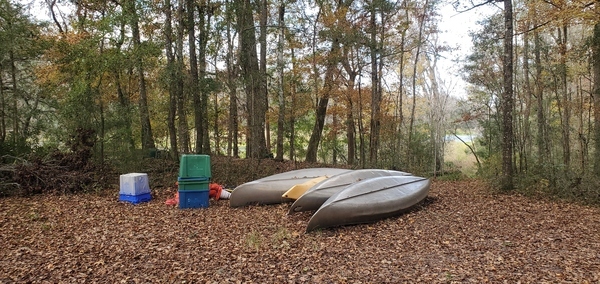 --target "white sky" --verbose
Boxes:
[437,2,499,99]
